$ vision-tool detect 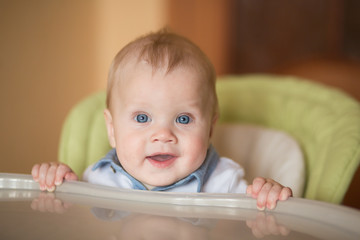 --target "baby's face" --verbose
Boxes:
[105,61,215,187]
